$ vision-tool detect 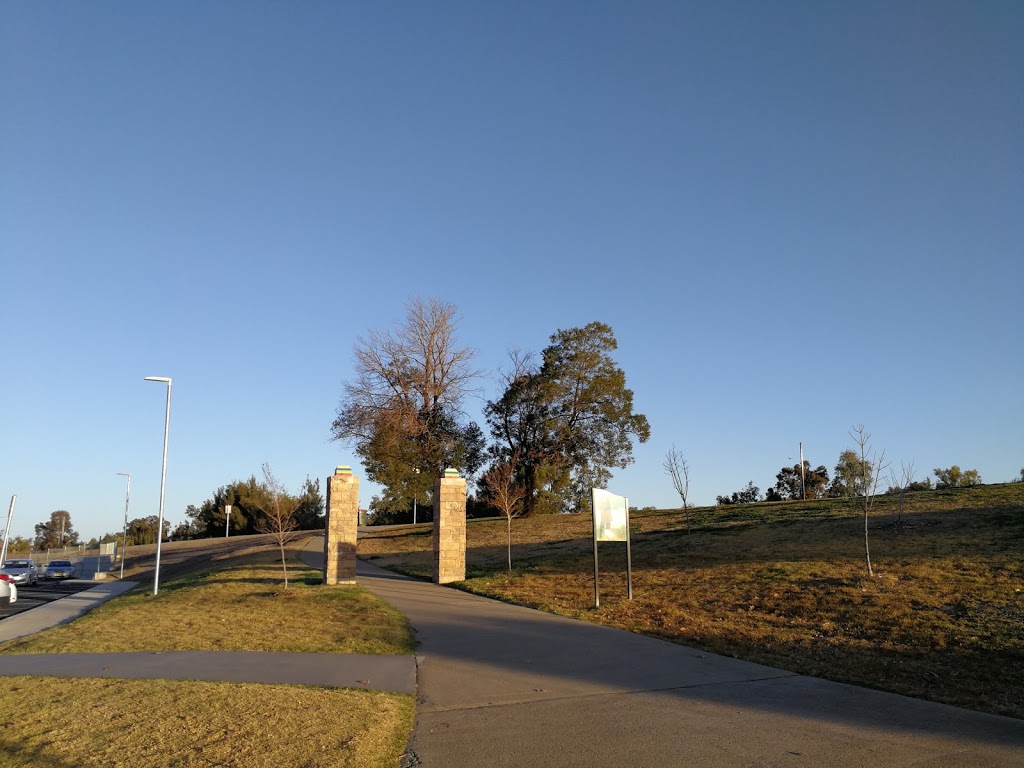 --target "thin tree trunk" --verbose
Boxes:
[507,516,512,572]
[279,541,289,588]
[864,507,873,577]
